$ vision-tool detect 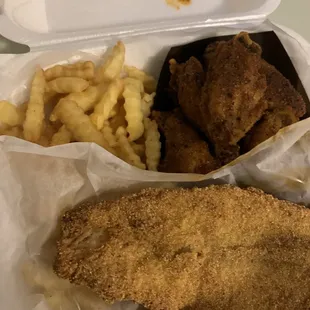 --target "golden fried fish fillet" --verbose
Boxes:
[54,185,310,310]
[152,109,219,174]
[243,106,299,152]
